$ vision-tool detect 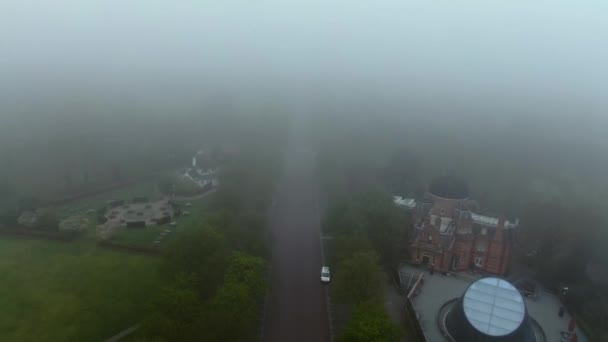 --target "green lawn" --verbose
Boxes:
[0,237,163,342]
[111,225,166,247]
[0,180,219,341]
